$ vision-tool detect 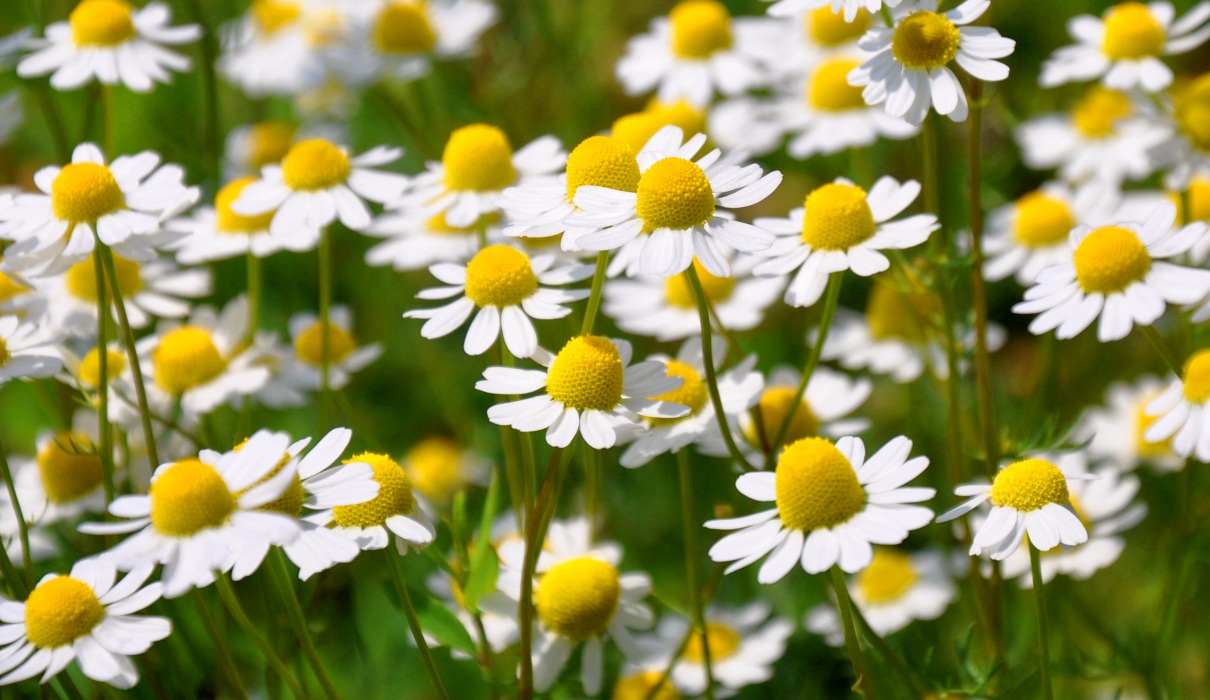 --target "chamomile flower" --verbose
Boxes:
[287,307,382,390]
[0,143,197,276]
[17,0,200,92]
[767,0,895,23]
[0,314,62,384]
[848,0,1015,125]
[654,603,793,695]
[1012,203,1210,342]
[402,436,491,509]
[820,280,943,382]
[477,335,689,449]
[424,569,519,657]
[1149,72,1210,190]
[1039,1,1210,93]
[165,177,308,264]
[363,210,494,271]
[936,455,1093,561]
[218,0,348,97]
[612,666,680,700]
[312,451,436,554]
[1078,376,1182,471]
[707,435,935,580]
[224,121,297,177]
[0,559,170,689]
[9,413,108,528]
[1143,349,1210,461]
[0,265,43,318]
[405,245,592,358]
[233,138,406,237]
[611,101,707,155]
[79,430,303,597]
[568,126,781,278]
[616,0,768,107]
[747,3,880,79]
[753,177,937,307]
